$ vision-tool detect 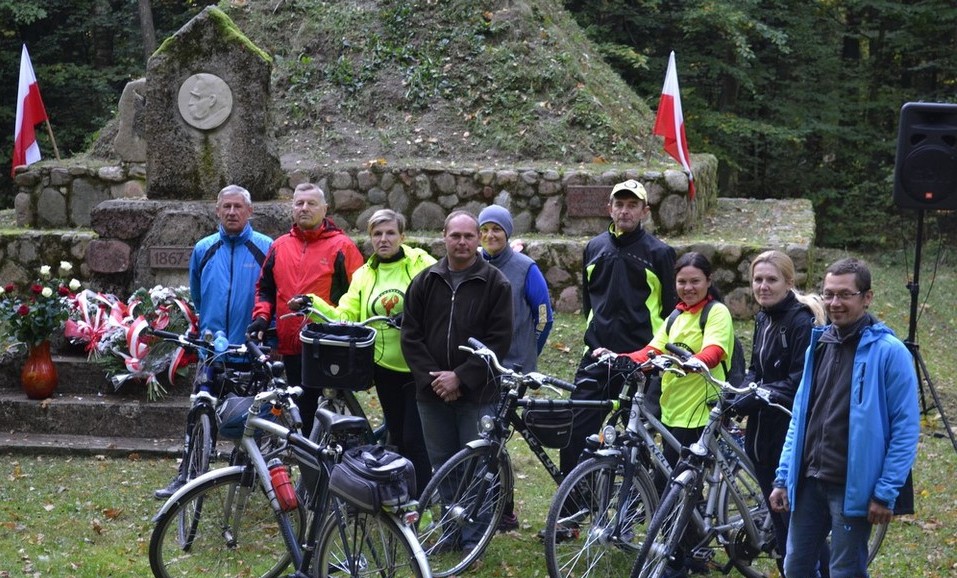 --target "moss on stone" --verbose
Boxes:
[155,6,271,63]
